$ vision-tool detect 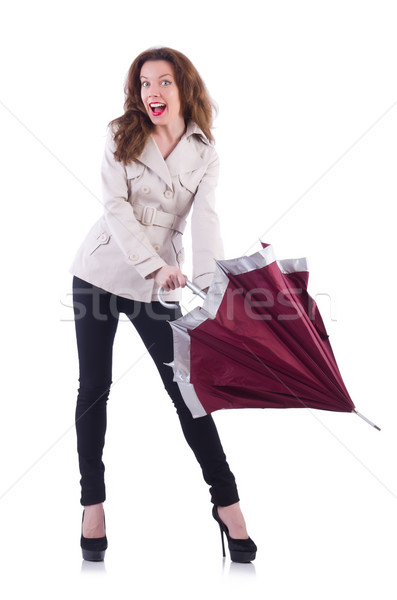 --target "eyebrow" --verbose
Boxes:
[140,73,173,79]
